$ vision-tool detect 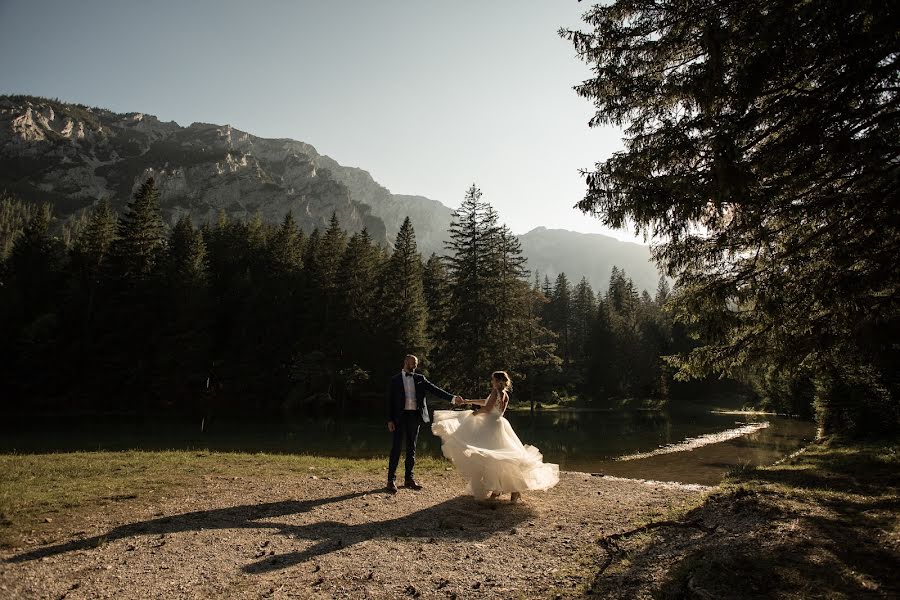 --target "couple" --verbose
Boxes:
[386,354,559,501]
